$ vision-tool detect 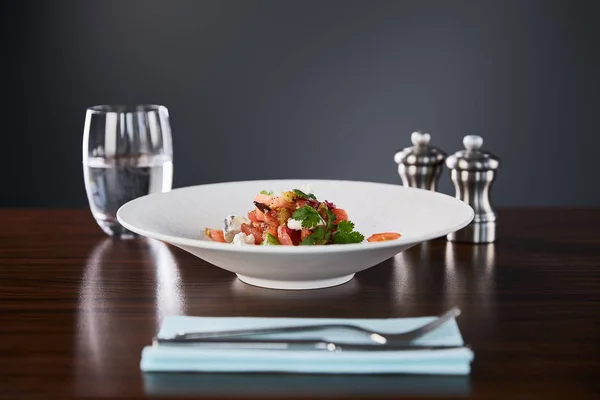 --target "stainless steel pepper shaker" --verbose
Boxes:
[394,131,446,191]
[446,135,500,243]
